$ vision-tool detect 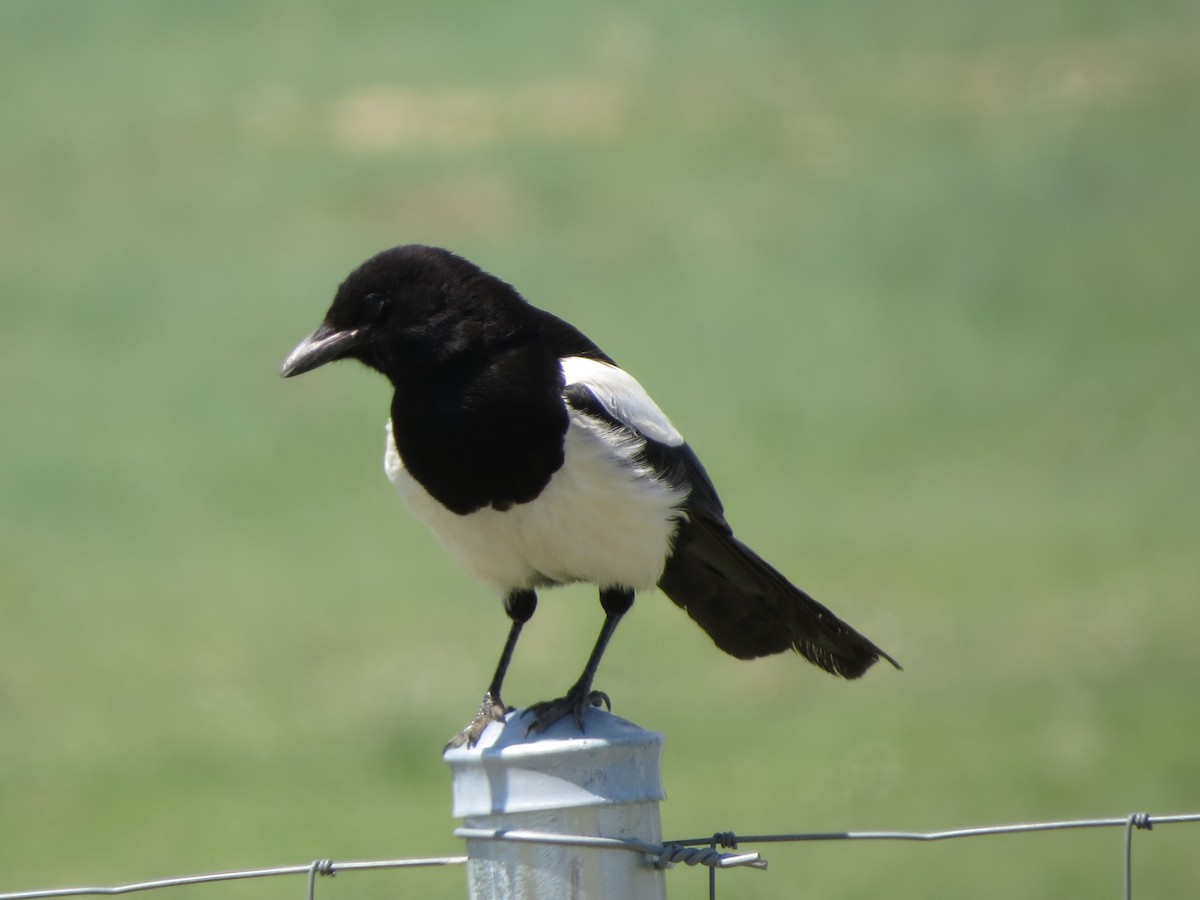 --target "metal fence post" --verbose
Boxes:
[445,707,668,900]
